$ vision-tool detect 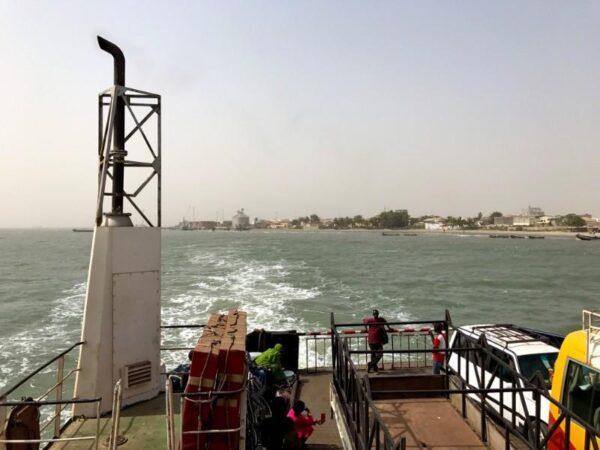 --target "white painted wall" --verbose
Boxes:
[73,227,161,416]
